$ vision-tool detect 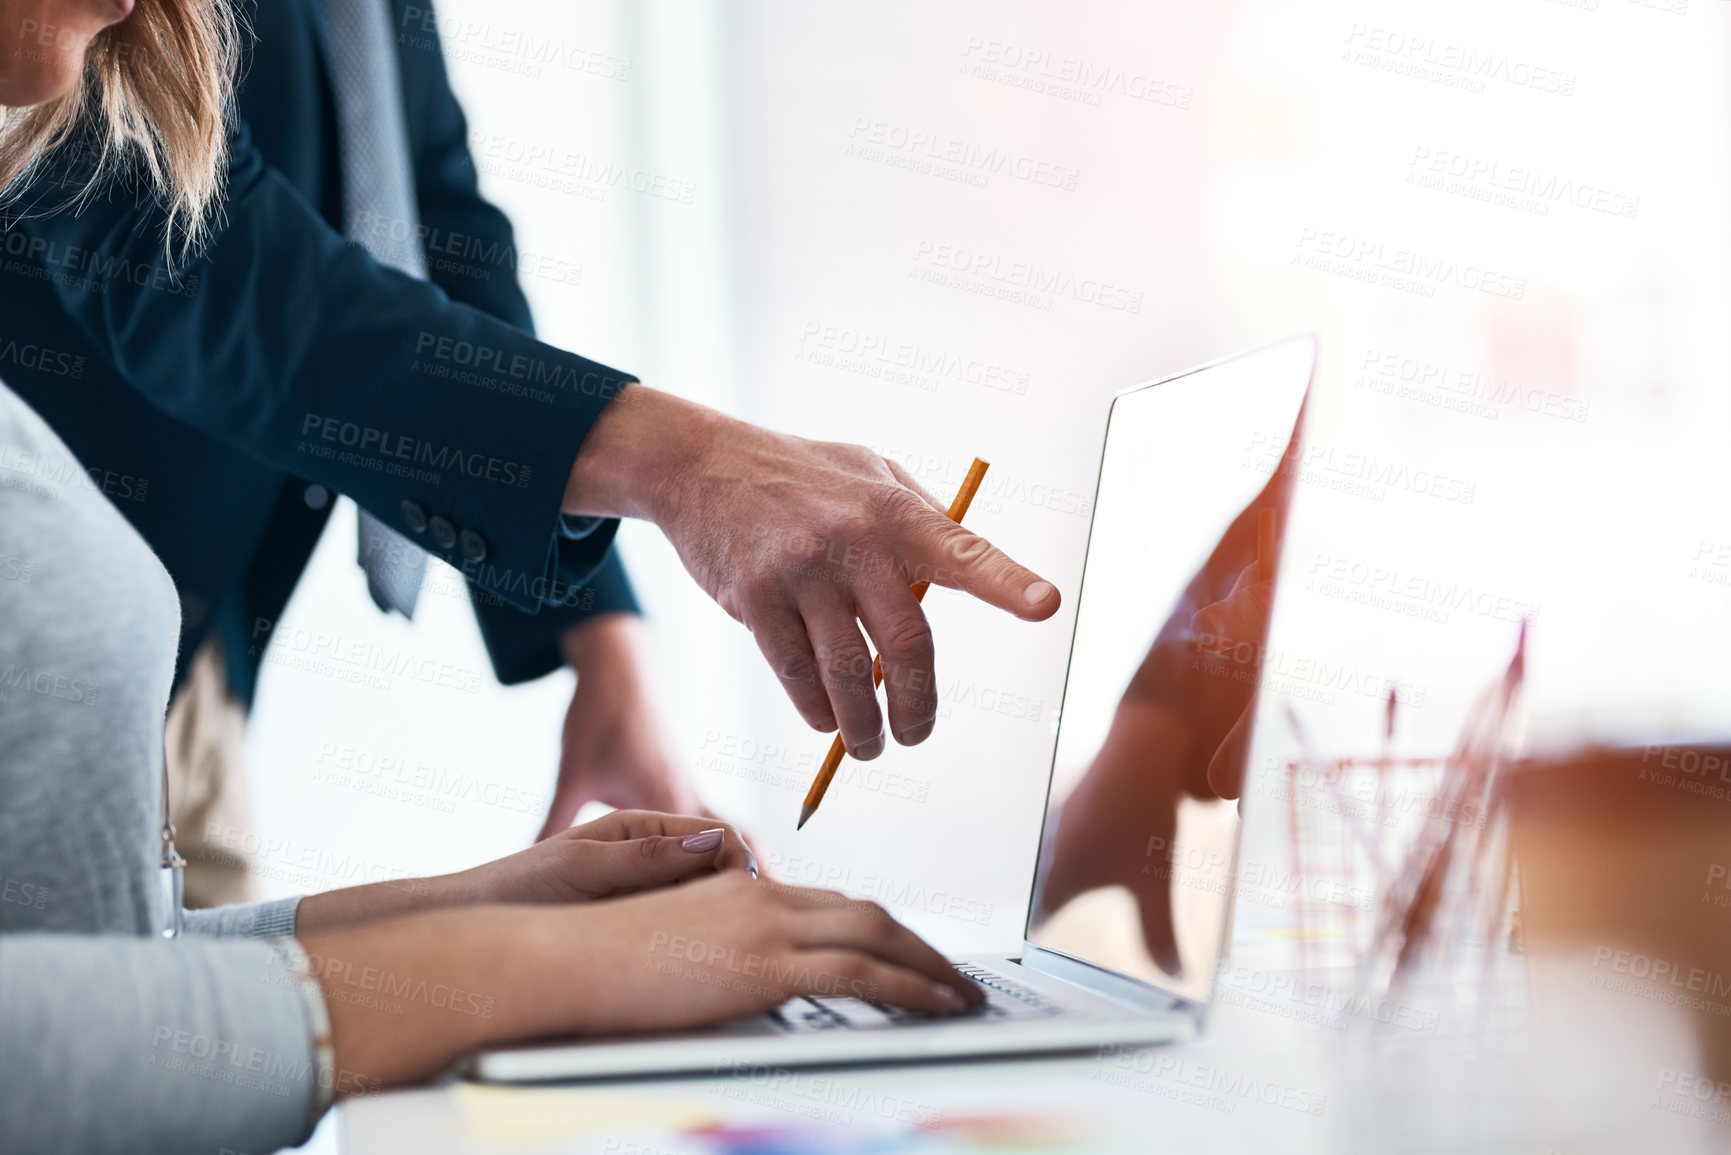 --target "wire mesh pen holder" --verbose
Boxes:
[1275,621,1529,1020]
